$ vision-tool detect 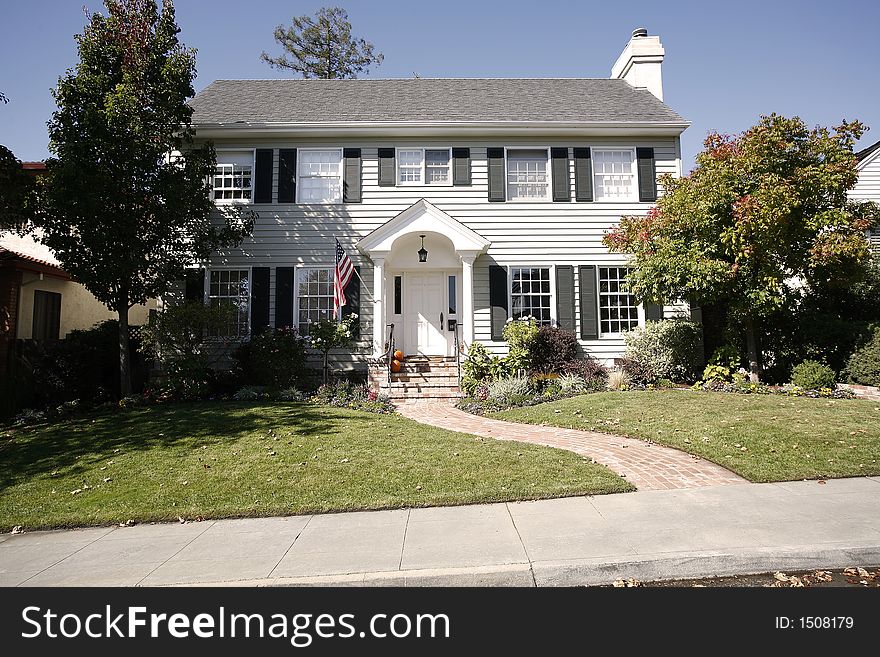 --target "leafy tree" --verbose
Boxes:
[260,6,383,79]
[0,145,36,229]
[309,314,357,383]
[604,115,880,380]
[37,0,254,396]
